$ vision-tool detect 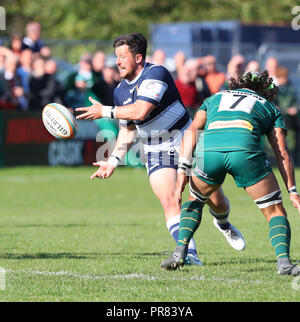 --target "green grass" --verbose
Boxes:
[0,166,300,302]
